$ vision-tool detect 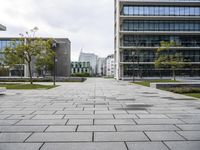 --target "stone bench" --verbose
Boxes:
[0,87,6,95]
[150,82,200,89]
